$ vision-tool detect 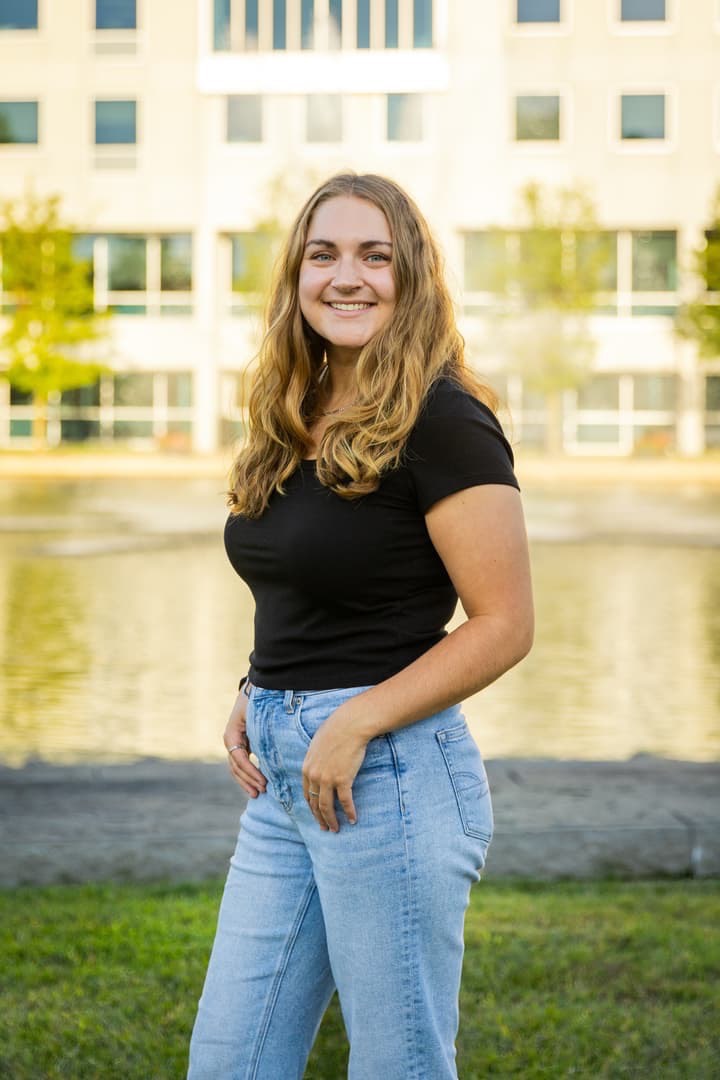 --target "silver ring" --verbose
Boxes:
[227,743,245,754]
[308,789,320,798]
